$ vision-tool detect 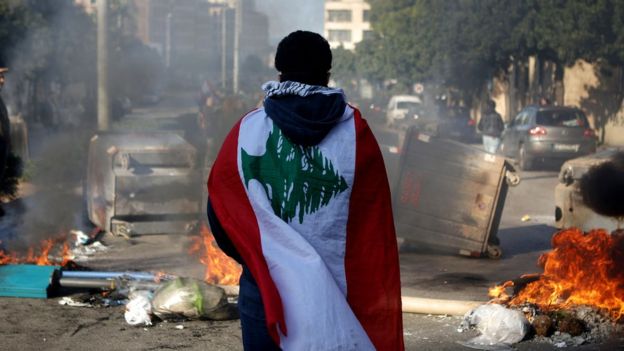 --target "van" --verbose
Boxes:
[386,95,424,127]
